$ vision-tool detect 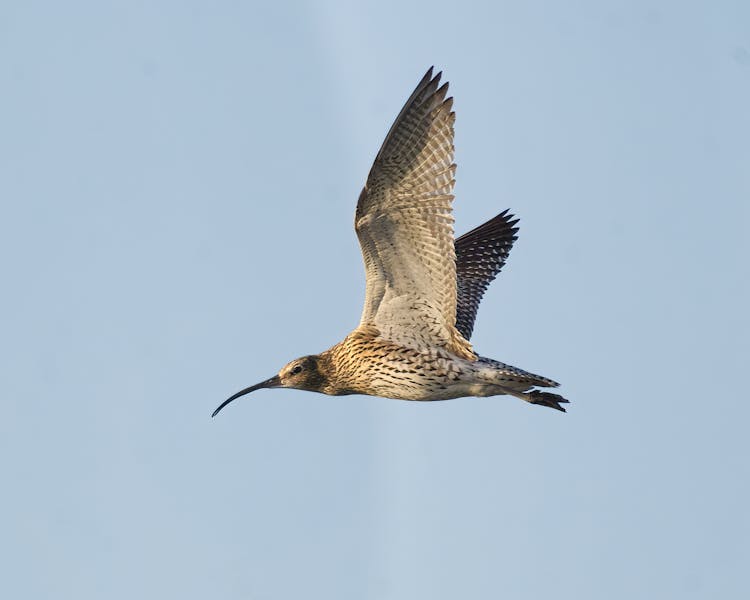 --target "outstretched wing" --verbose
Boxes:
[455,210,519,340]
[355,68,473,358]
